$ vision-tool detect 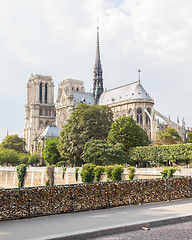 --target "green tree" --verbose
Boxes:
[28,153,40,166]
[0,149,19,165]
[58,104,113,166]
[107,116,150,153]
[1,135,25,153]
[156,128,182,145]
[18,153,29,165]
[43,138,61,165]
[82,140,128,165]
[187,131,192,143]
